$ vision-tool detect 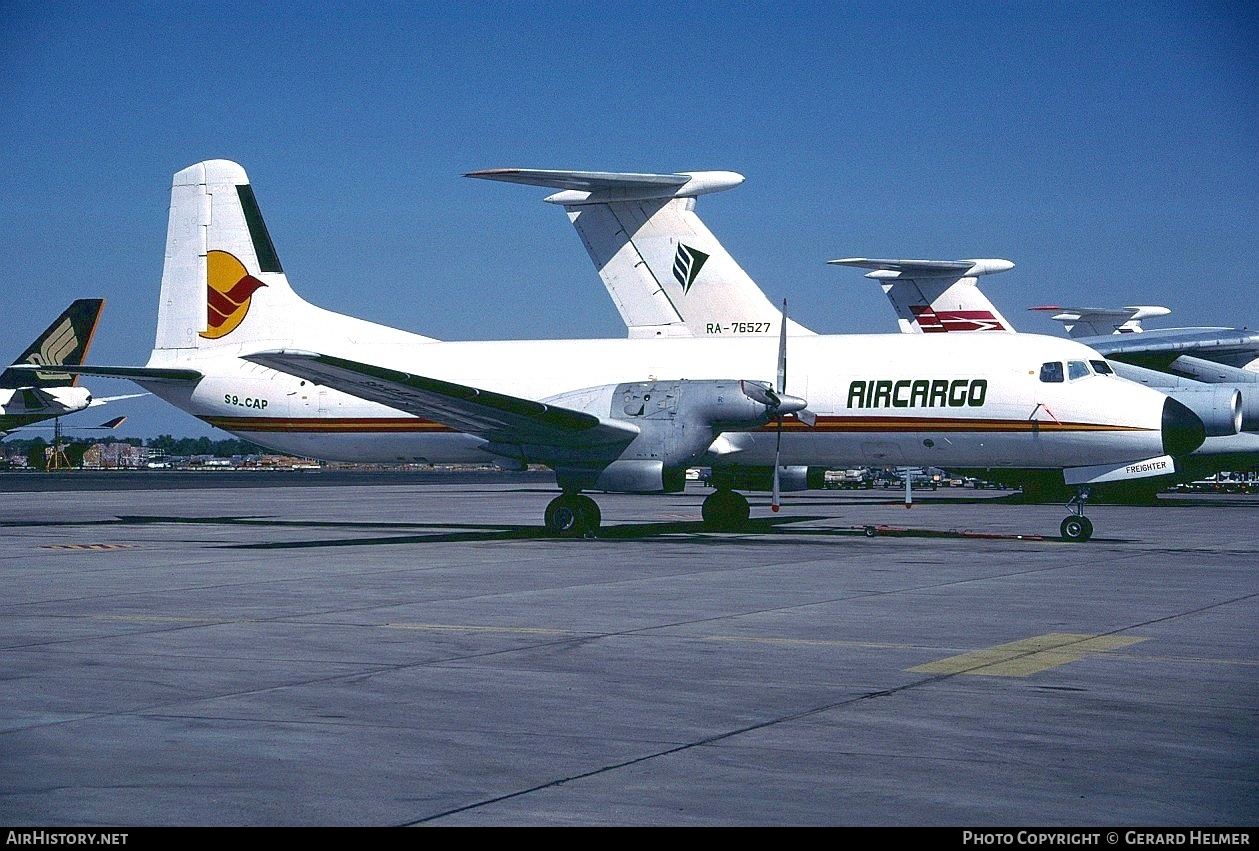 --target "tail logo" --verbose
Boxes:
[201,250,267,339]
[23,317,77,381]
[672,244,710,294]
[911,305,1008,333]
